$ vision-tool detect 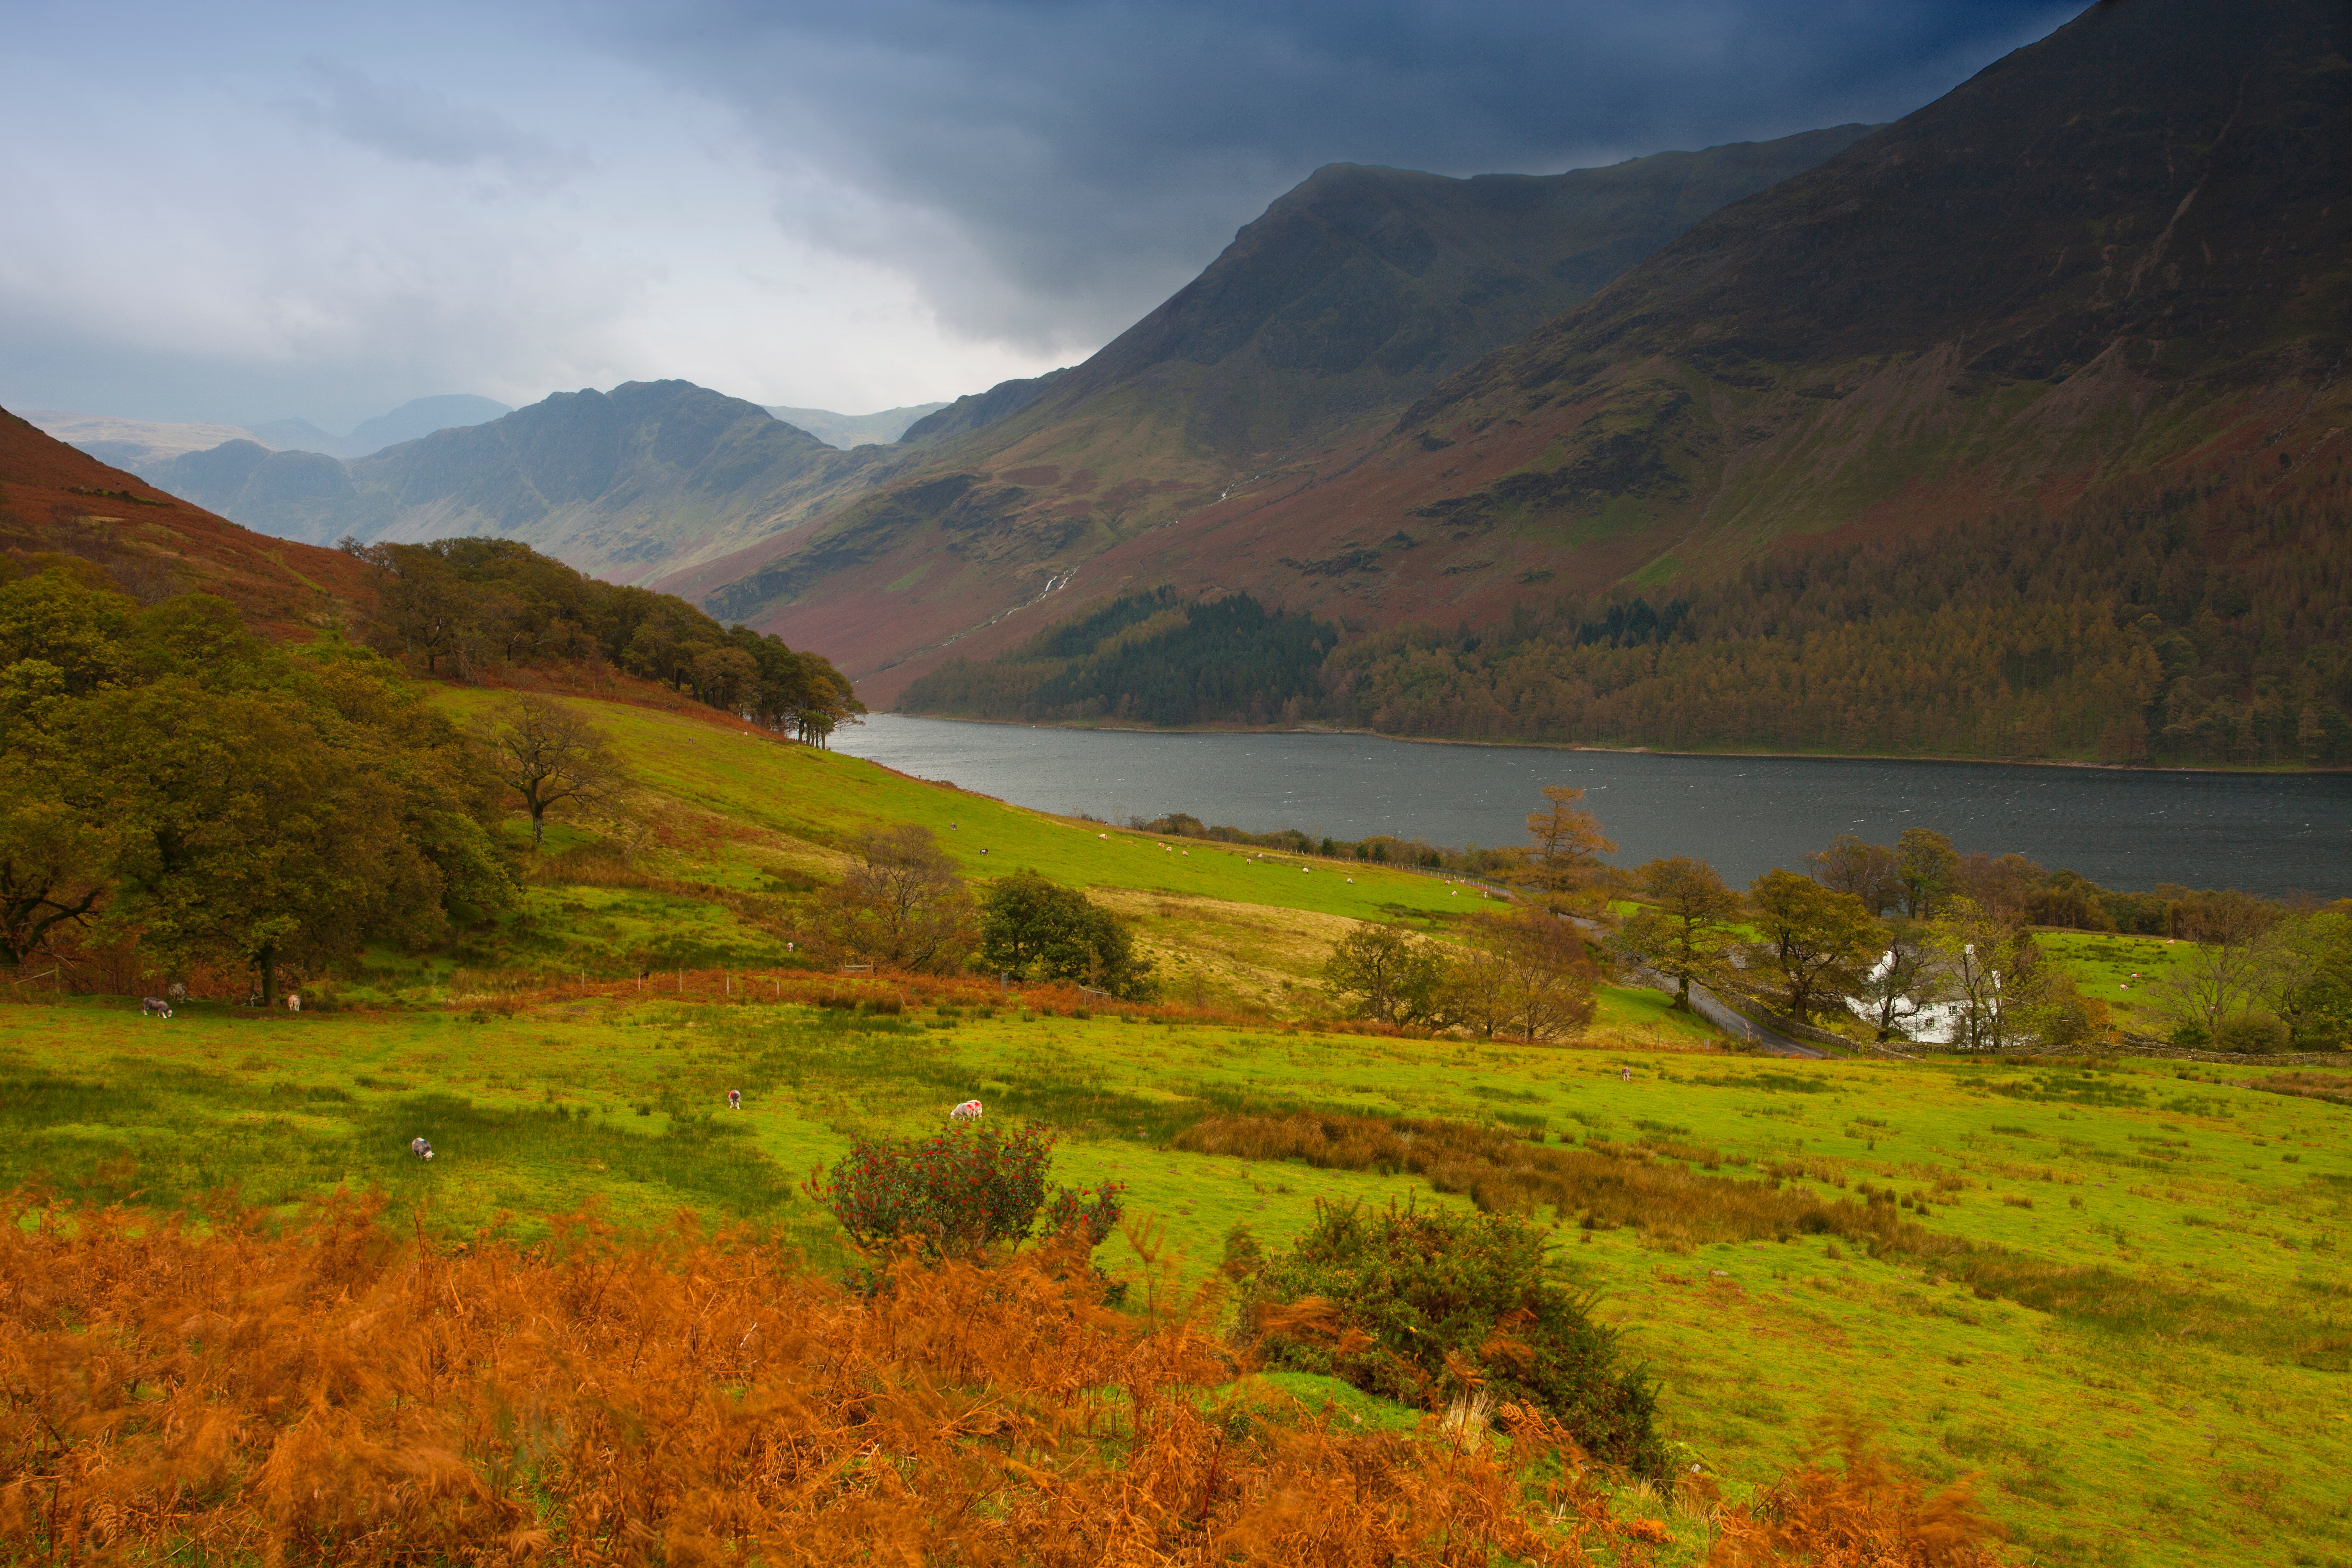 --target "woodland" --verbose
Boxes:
[904,458,2352,767]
